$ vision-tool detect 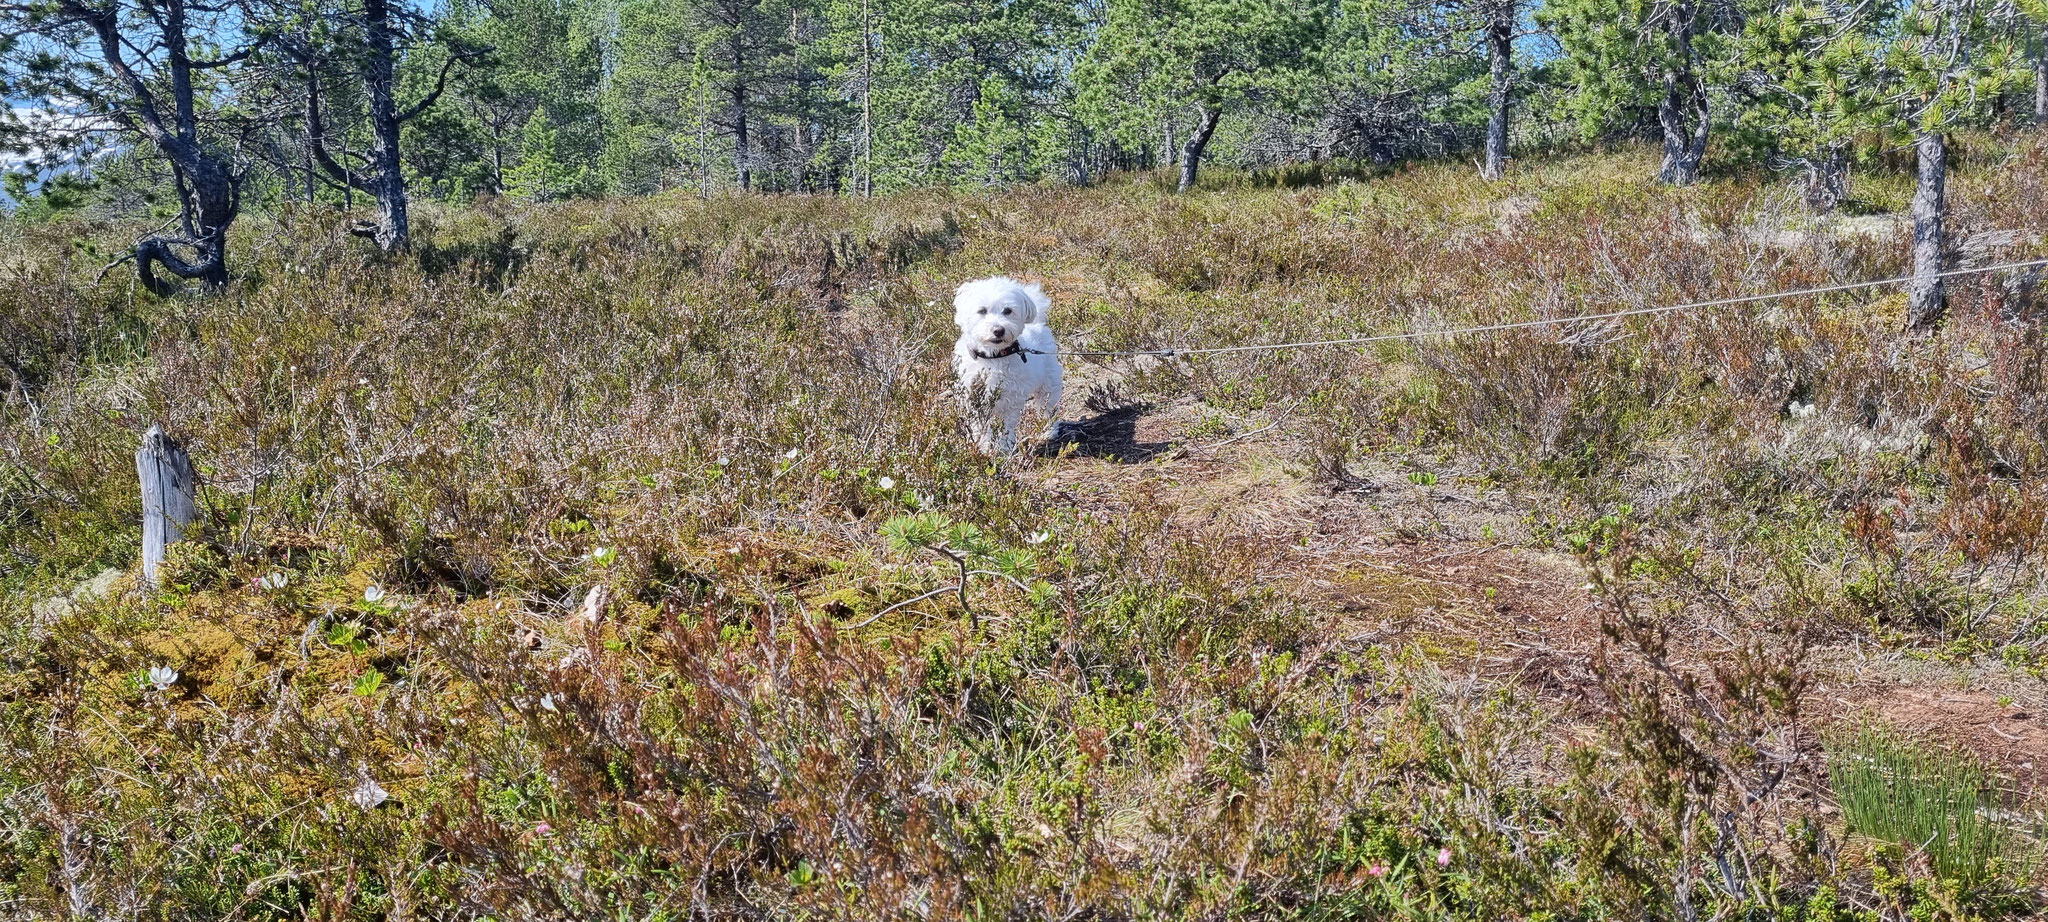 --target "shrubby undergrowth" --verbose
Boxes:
[4,145,2048,919]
